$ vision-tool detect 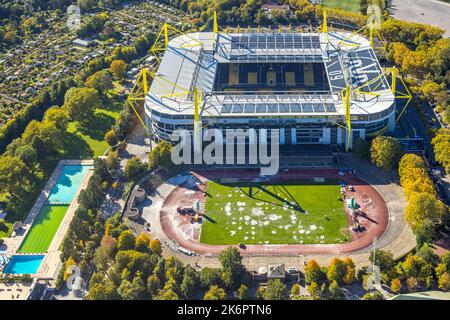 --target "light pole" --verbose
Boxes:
[372,236,377,287]
[172,239,178,268]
